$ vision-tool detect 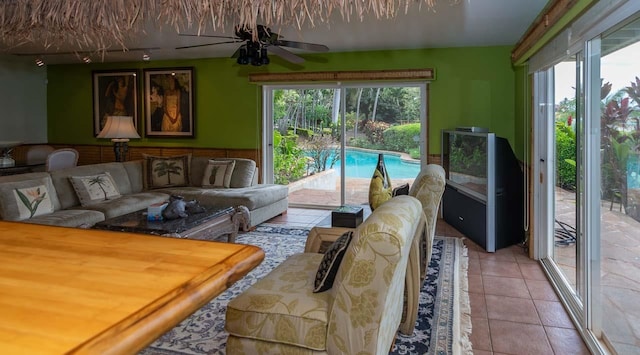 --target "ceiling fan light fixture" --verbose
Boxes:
[237,47,249,65]
[260,48,270,65]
